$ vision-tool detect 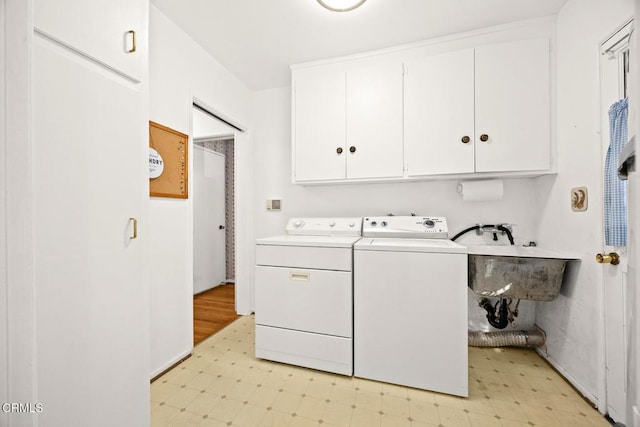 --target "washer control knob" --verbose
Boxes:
[294,220,304,228]
[381,221,388,227]
[423,219,435,228]
[371,221,378,227]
